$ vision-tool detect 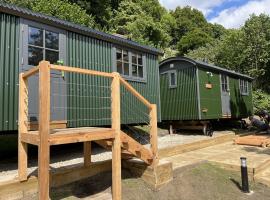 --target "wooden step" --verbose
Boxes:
[95,132,154,165]
[120,131,153,165]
